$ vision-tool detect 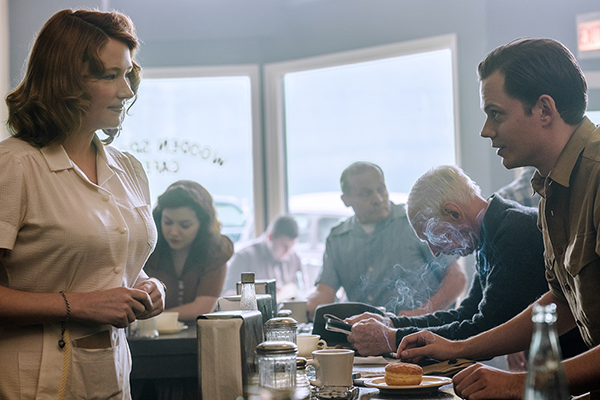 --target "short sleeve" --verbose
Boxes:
[0,147,26,250]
